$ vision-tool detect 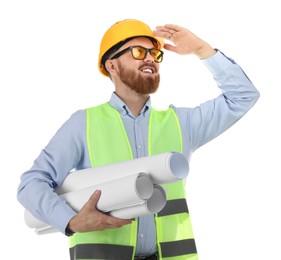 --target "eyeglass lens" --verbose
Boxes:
[131,46,163,63]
